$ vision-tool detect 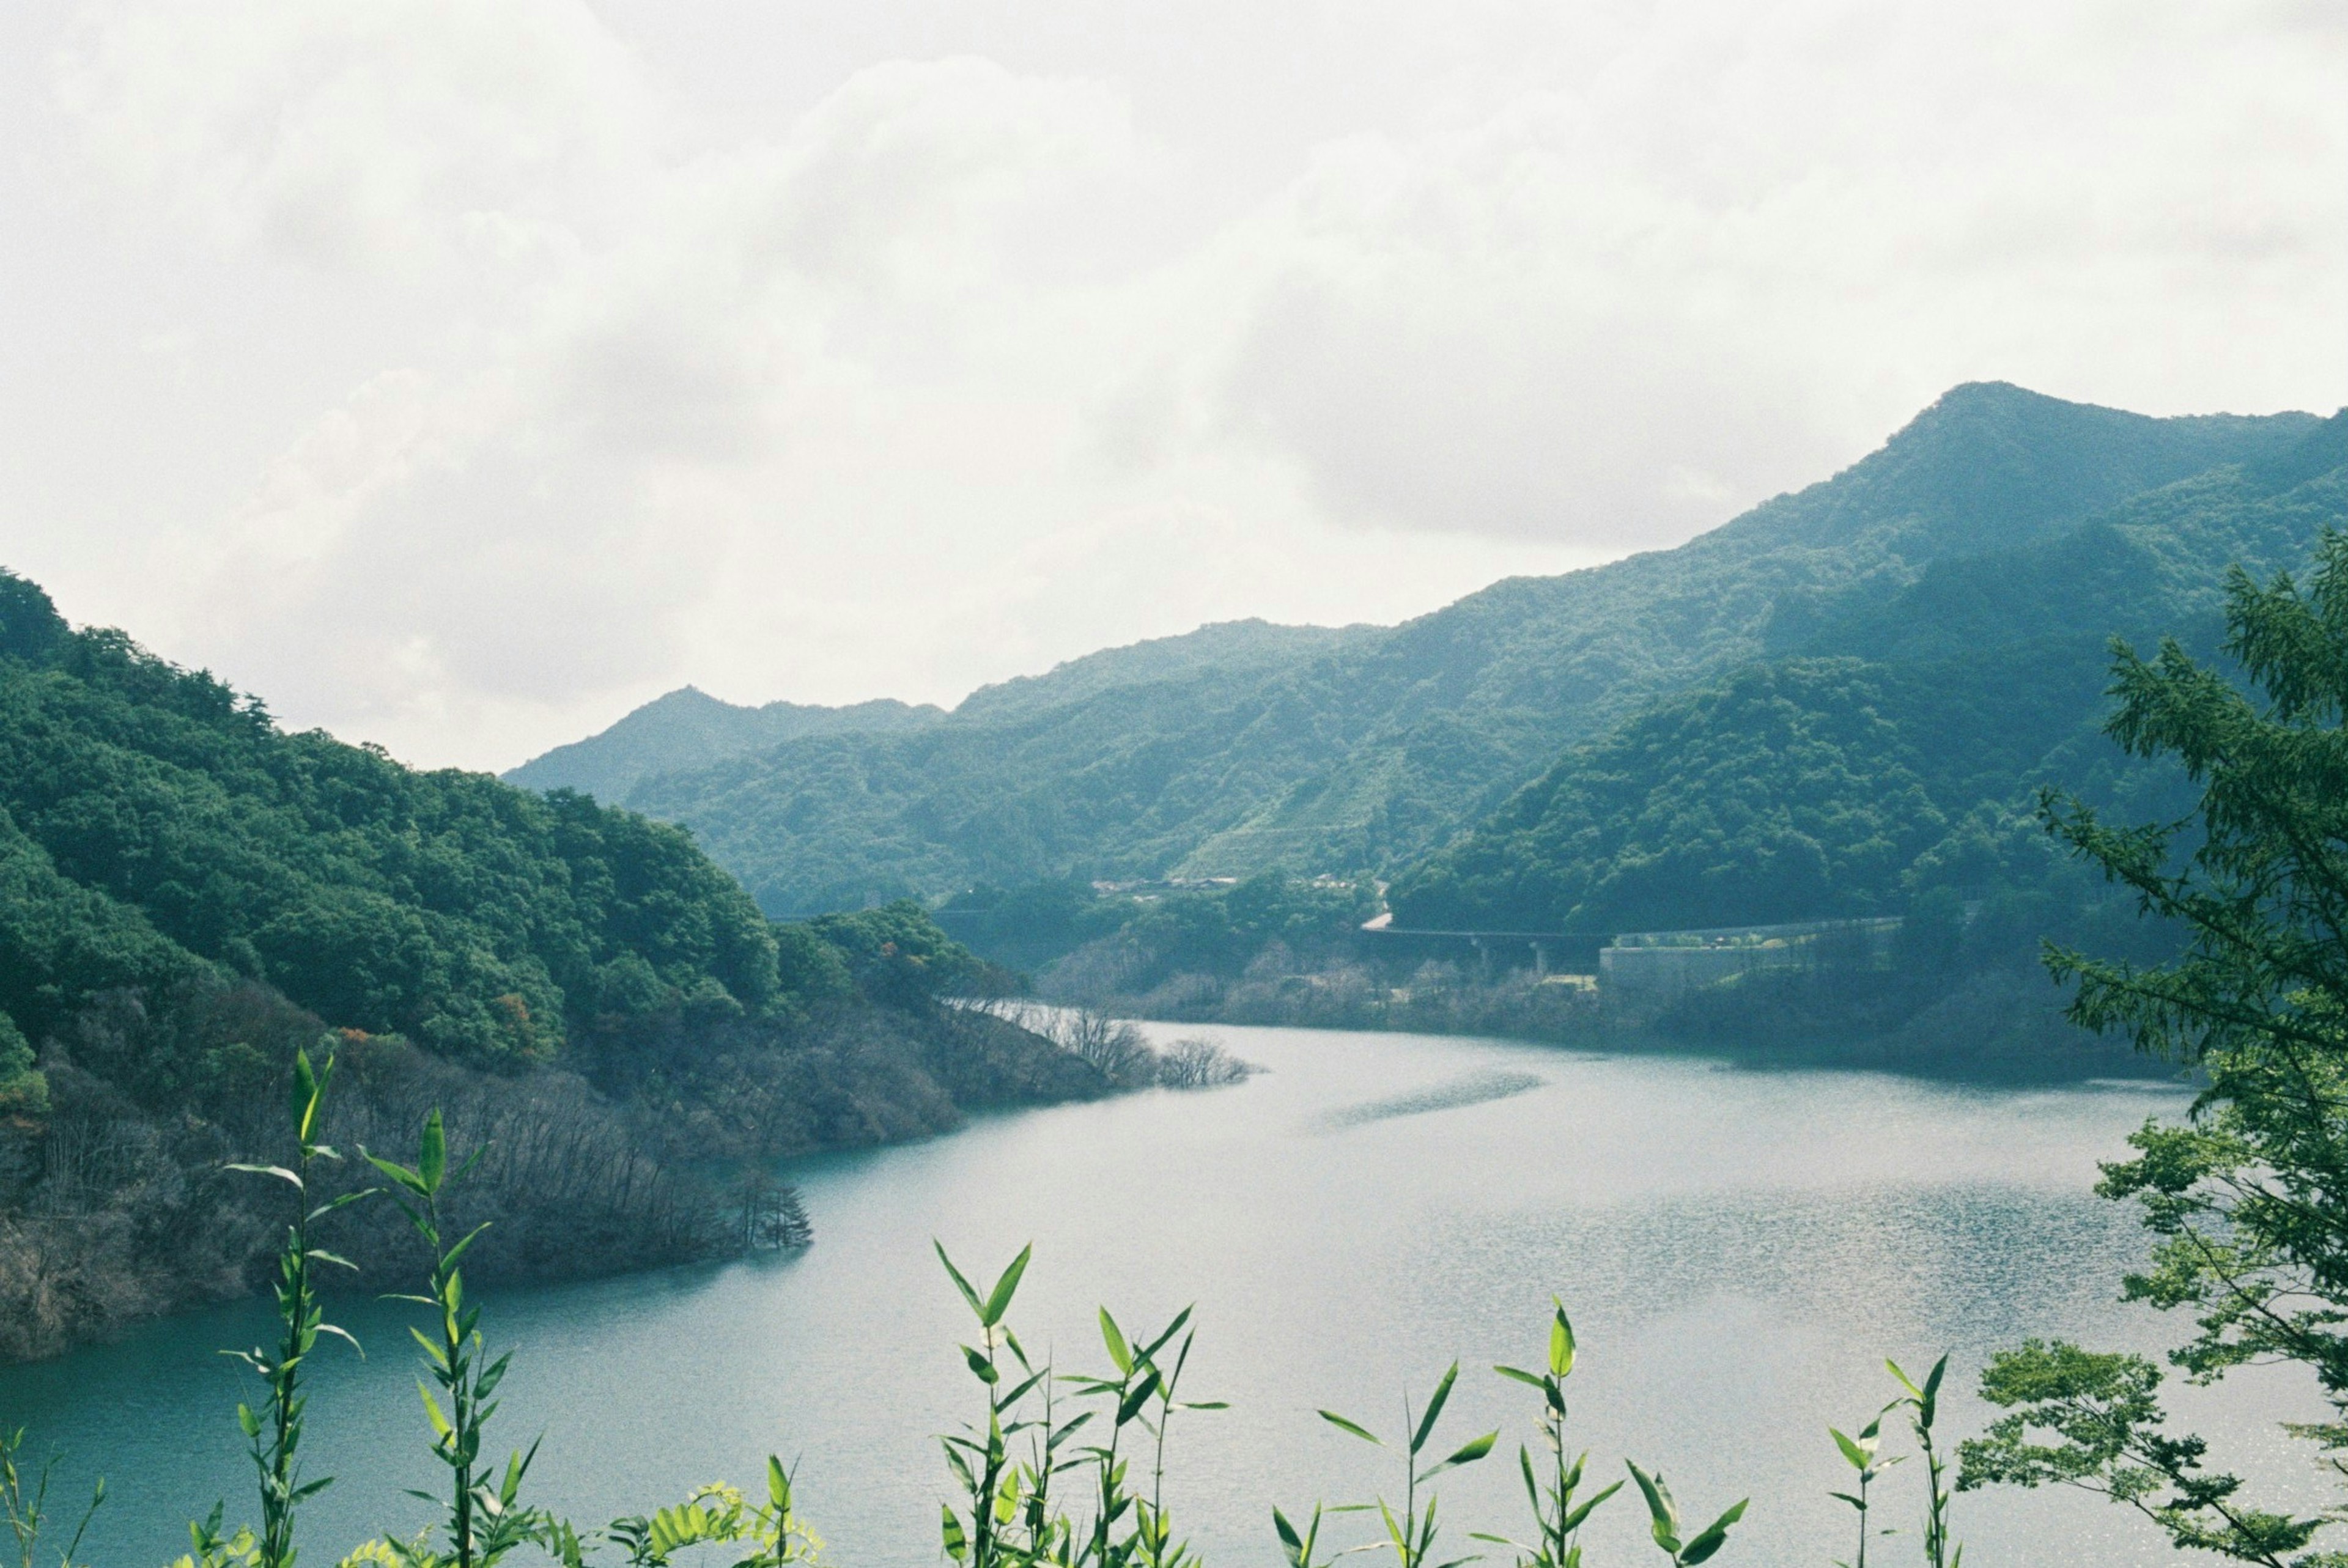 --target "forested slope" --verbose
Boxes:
[0,572,1098,1359]
[552,383,2317,913]
[505,685,943,804]
[1390,411,2348,936]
